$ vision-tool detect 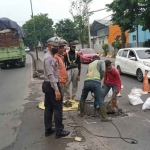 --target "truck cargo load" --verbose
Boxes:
[0,18,26,69]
